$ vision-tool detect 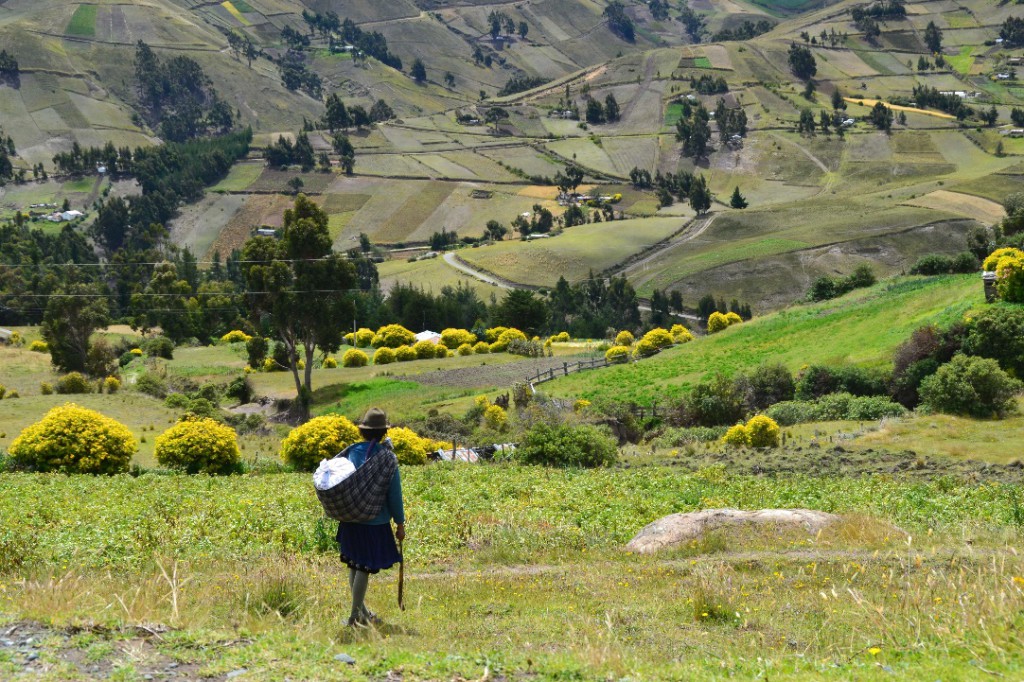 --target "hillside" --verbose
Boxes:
[1,0,1023,313]
[546,273,982,404]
